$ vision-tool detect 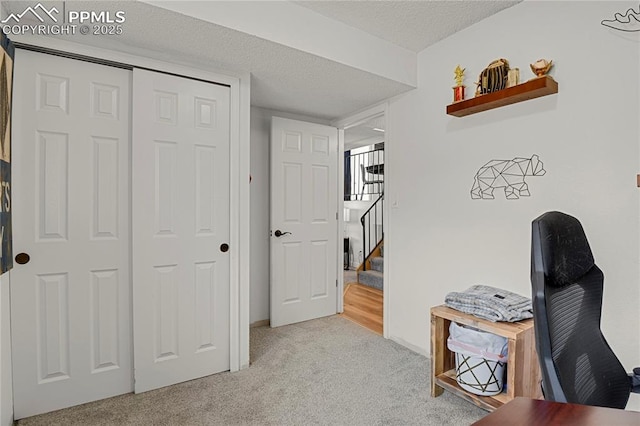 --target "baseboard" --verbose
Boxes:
[250,319,270,328]
[388,335,430,358]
